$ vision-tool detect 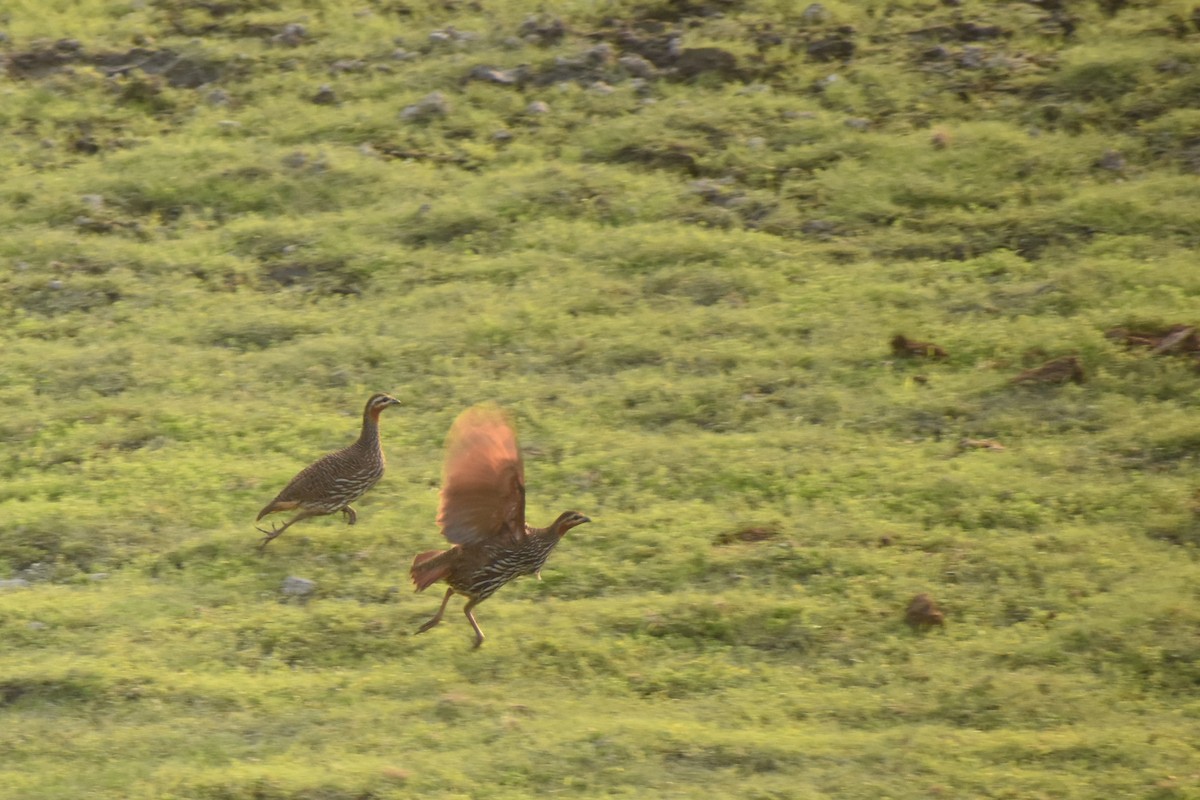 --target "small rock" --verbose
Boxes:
[391,48,414,61]
[807,37,855,62]
[19,562,55,582]
[674,47,739,80]
[491,129,514,143]
[891,333,947,359]
[589,80,615,95]
[959,46,985,69]
[618,54,657,79]
[400,91,450,121]
[905,593,946,630]
[715,526,780,545]
[468,65,518,85]
[1010,355,1085,386]
[428,27,475,45]
[281,151,309,169]
[0,579,31,590]
[800,219,835,235]
[958,438,1005,452]
[518,15,567,46]
[75,215,110,233]
[88,572,110,581]
[274,22,308,47]
[526,100,551,115]
[330,59,366,74]
[71,135,101,154]
[81,194,105,210]
[1095,149,1125,172]
[844,117,870,131]
[28,621,48,630]
[206,89,231,106]
[801,3,828,23]
[585,44,614,66]
[312,84,337,105]
[282,576,316,597]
